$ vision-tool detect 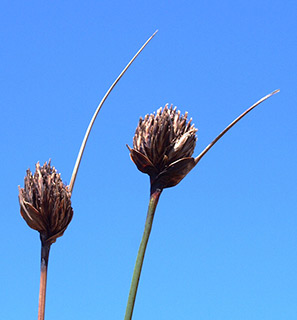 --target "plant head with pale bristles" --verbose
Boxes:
[127,104,197,191]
